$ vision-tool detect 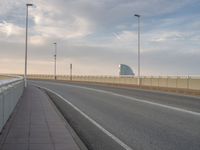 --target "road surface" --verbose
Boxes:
[31,80,200,150]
